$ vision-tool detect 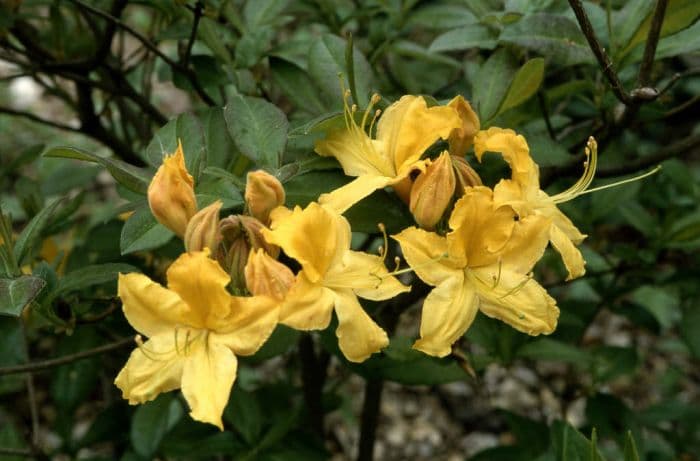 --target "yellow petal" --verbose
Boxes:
[318,174,393,214]
[392,227,459,286]
[211,294,279,356]
[324,250,410,300]
[264,203,349,282]
[549,224,586,280]
[181,336,237,430]
[413,274,478,358]
[114,333,184,404]
[471,267,559,335]
[546,205,587,245]
[279,271,335,330]
[118,273,200,336]
[447,186,515,267]
[315,129,393,177]
[166,251,233,325]
[244,248,295,301]
[447,95,480,157]
[498,214,552,274]
[147,140,197,237]
[376,95,461,174]
[333,289,389,362]
[473,128,539,189]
